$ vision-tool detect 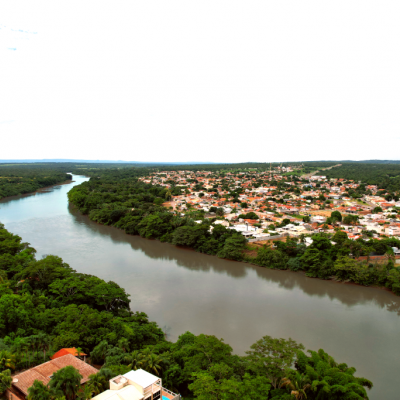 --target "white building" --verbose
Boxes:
[310,215,326,224]
[92,369,180,400]
[385,226,400,236]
